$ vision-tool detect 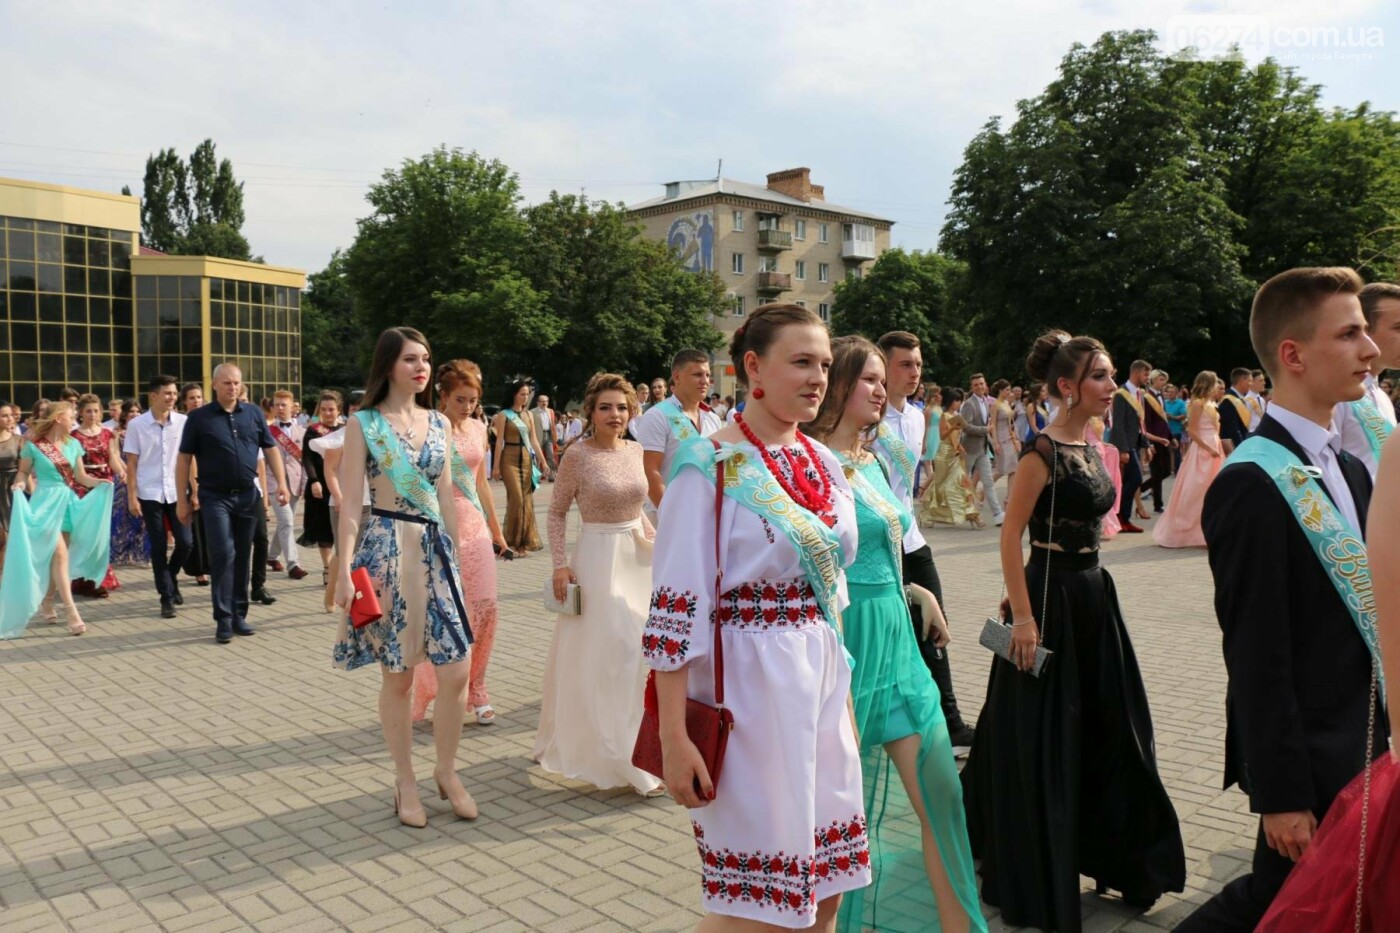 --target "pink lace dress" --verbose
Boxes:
[411,418,501,719]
